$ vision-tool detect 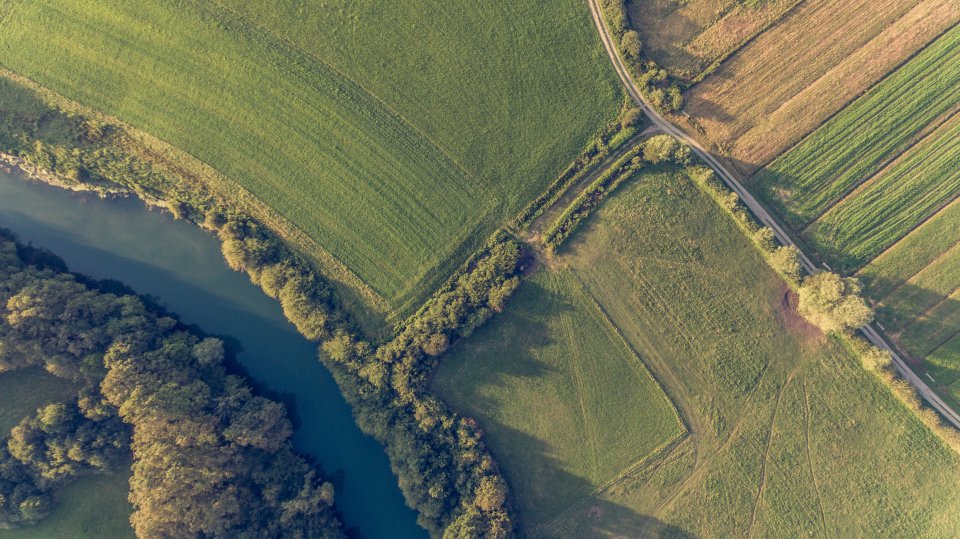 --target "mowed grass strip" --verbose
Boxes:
[0,0,492,303]
[925,334,960,403]
[539,169,960,538]
[432,267,684,531]
[876,241,960,333]
[807,113,960,269]
[752,23,960,226]
[898,287,960,359]
[859,198,960,299]
[687,0,958,172]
